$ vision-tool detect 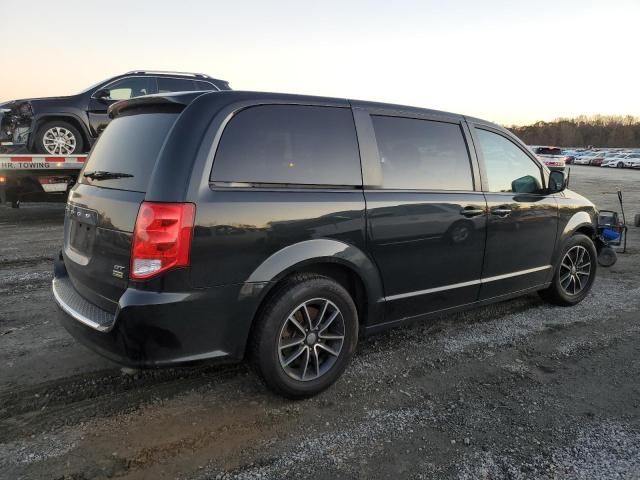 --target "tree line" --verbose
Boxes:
[508,115,640,148]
